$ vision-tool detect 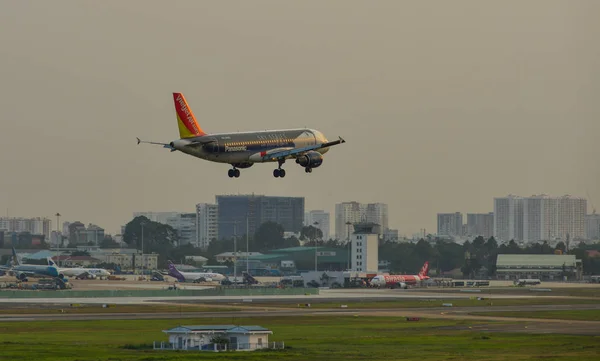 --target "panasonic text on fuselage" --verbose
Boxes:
[225,145,247,152]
